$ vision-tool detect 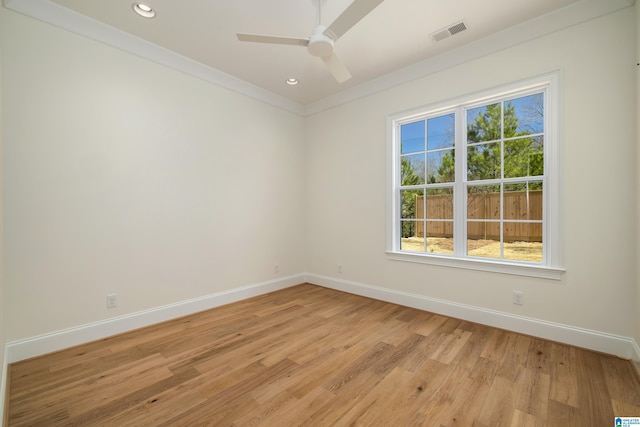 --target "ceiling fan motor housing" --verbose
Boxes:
[308,26,335,57]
